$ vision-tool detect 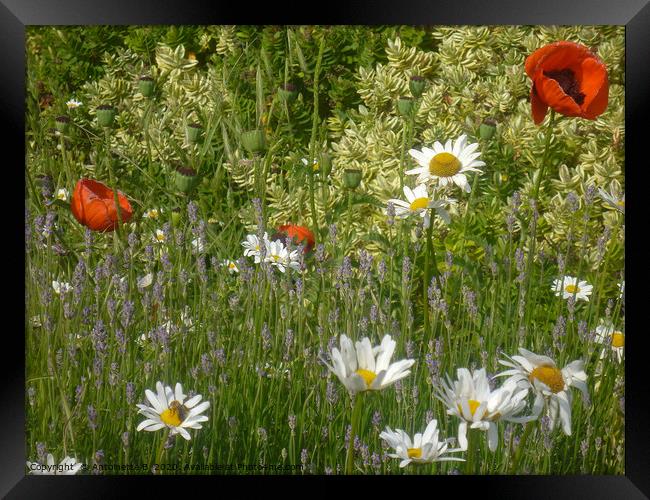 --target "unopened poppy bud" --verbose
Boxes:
[409,75,426,98]
[138,76,155,97]
[397,96,413,118]
[174,166,200,194]
[241,129,267,154]
[186,123,202,144]
[55,115,70,133]
[96,105,116,128]
[318,152,332,177]
[343,169,362,189]
[479,118,497,140]
[278,83,298,103]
